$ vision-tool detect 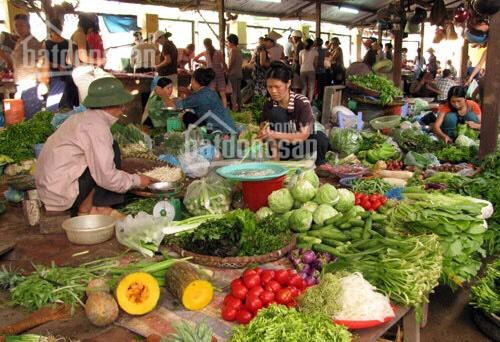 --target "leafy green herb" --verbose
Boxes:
[437,145,478,163]
[348,73,402,105]
[162,321,213,342]
[391,128,444,154]
[0,111,54,162]
[229,305,352,342]
[248,95,267,123]
[470,259,500,315]
[457,124,479,140]
[119,198,157,216]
